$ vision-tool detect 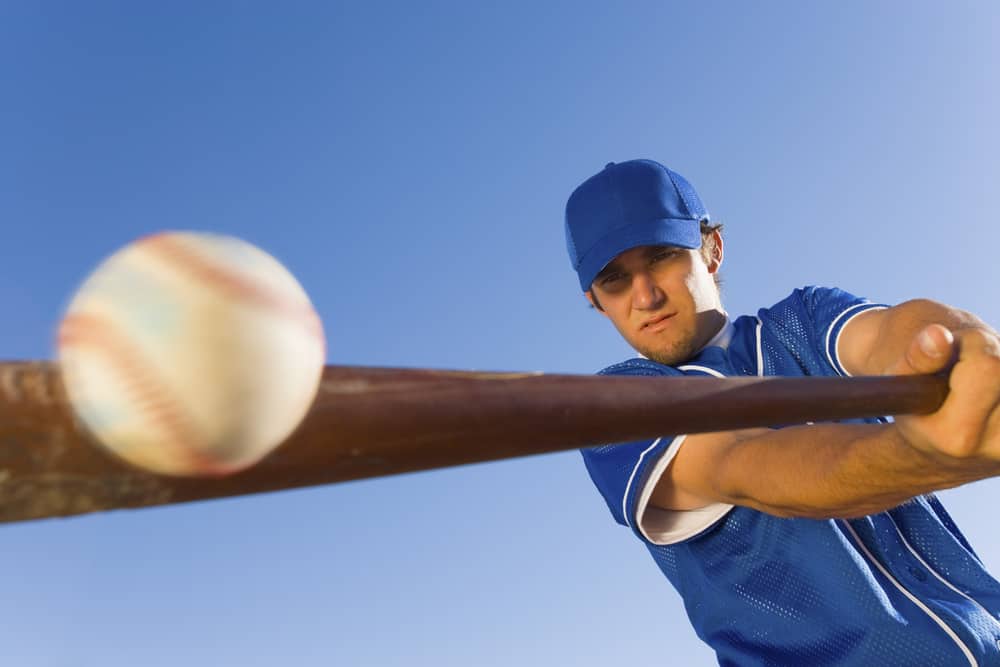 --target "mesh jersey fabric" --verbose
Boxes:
[580,287,1000,666]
